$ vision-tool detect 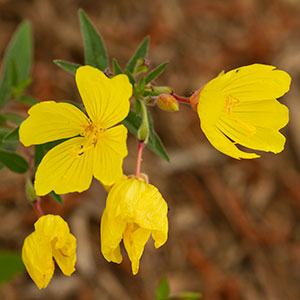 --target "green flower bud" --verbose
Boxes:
[156,94,179,112]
